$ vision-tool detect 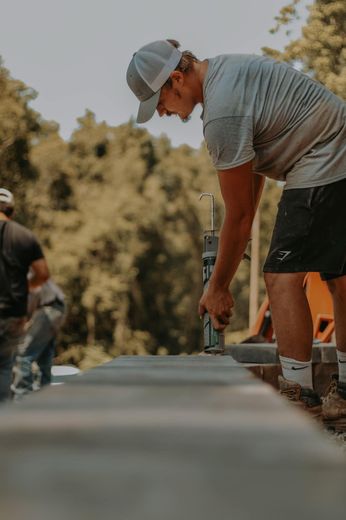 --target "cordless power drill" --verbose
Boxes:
[199,193,225,354]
